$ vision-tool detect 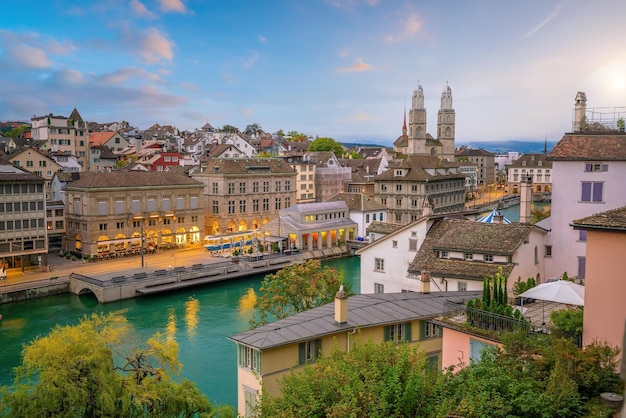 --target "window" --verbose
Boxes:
[228,182,235,194]
[285,180,291,191]
[212,200,219,214]
[147,198,155,212]
[411,184,418,192]
[285,197,291,208]
[409,238,417,251]
[396,184,402,191]
[238,344,261,373]
[545,245,552,257]
[244,387,257,418]
[228,201,235,214]
[380,184,387,191]
[116,200,124,214]
[252,199,259,212]
[99,223,107,230]
[275,198,281,210]
[275,181,281,192]
[395,213,402,222]
[484,254,493,262]
[212,182,219,194]
[116,222,124,229]
[464,253,473,260]
[262,198,269,211]
[374,283,384,294]
[392,240,398,248]
[190,196,198,209]
[263,181,269,192]
[458,281,468,291]
[396,198,402,207]
[578,230,587,241]
[98,201,107,216]
[148,219,156,226]
[470,338,494,362]
[421,321,442,339]
[240,200,246,213]
[384,323,411,343]
[55,220,64,229]
[374,258,384,272]
[578,256,586,278]
[584,163,608,172]
[239,182,246,193]
[163,218,171,225]
[366,214,370,223]
[298,339,321,364]
[177,197,184,209]
[253,182,259,193]
[581,181,603,202]
[411,199,418,208]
